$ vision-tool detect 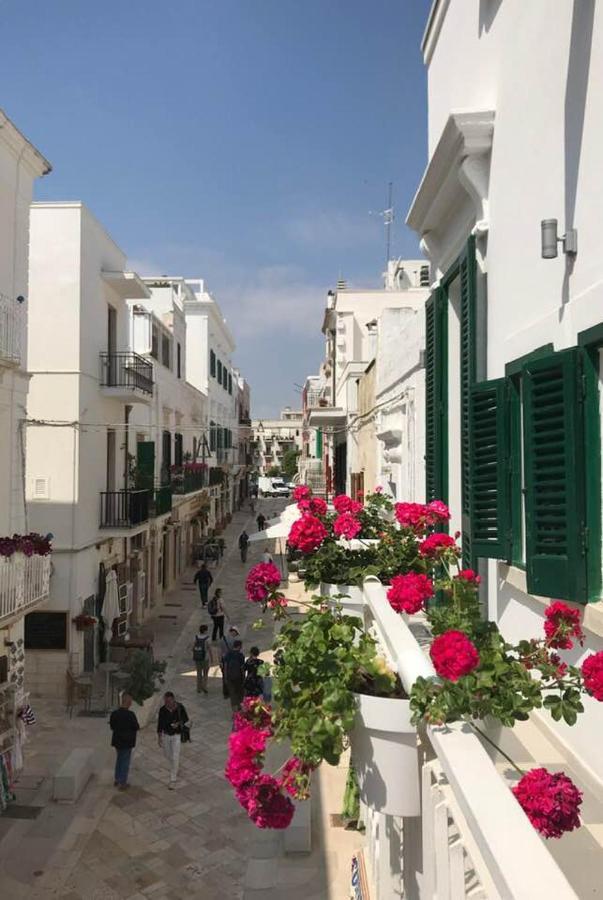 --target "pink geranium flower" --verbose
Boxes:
[288,514,328,553]
[245,562,282,603]
[387,573,434,614]
[581,651,603,701]
[544,601,584,650]
[333,512,362,539]
[512,767,582,839]
[430,630,479,681]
